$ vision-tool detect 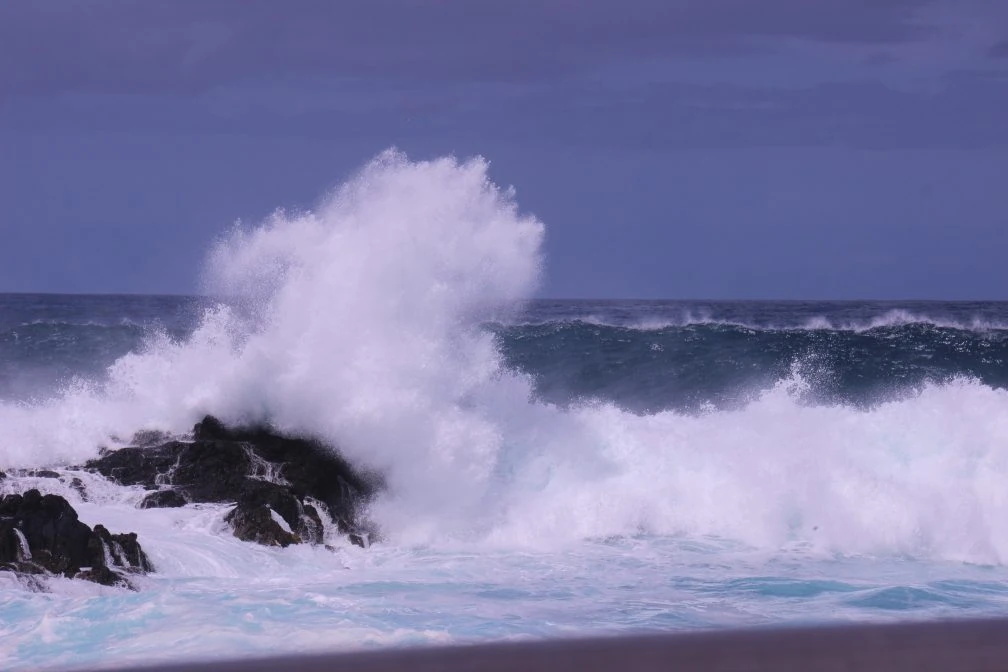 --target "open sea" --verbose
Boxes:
[2,154,1008,670]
